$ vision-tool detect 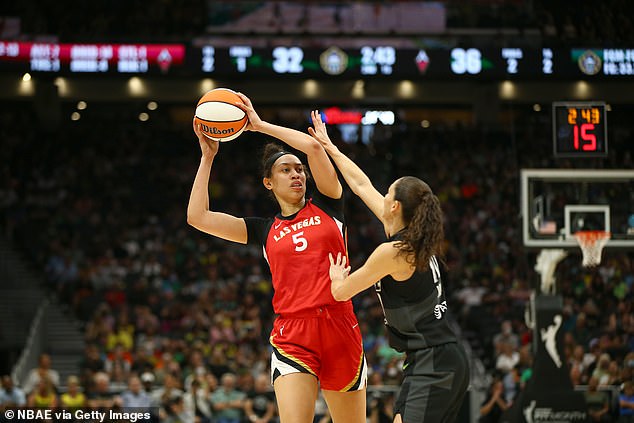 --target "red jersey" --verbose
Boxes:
[245,191,349,315]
